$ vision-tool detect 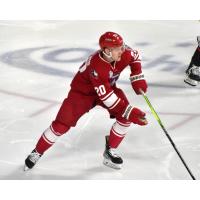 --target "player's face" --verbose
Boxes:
[110,45,125,61]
